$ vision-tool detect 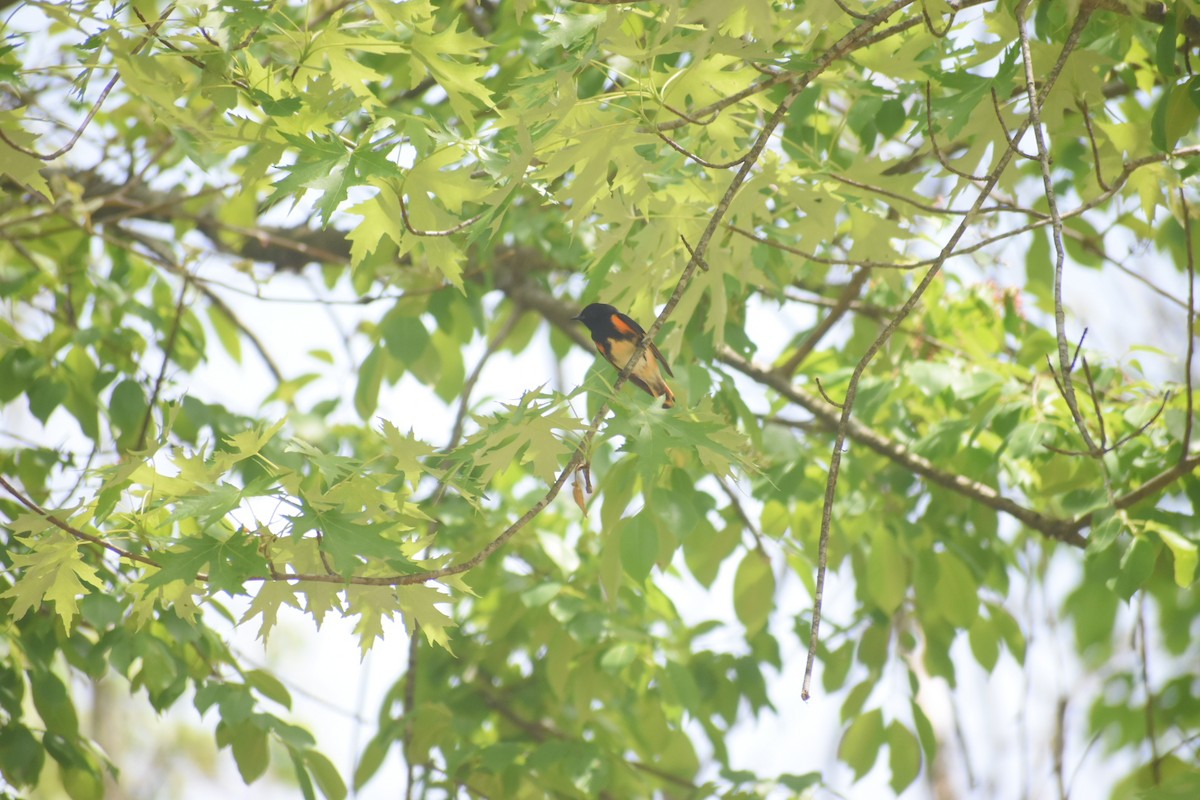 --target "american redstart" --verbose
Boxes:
[573,303,675,409]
